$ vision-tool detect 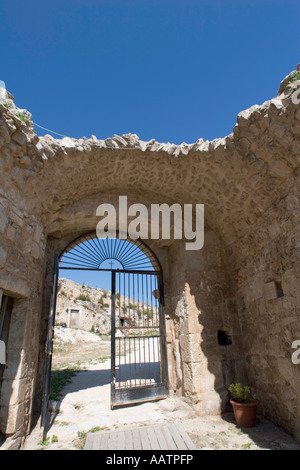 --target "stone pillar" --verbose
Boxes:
[166,231,247,415]
[0,299,32,436]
